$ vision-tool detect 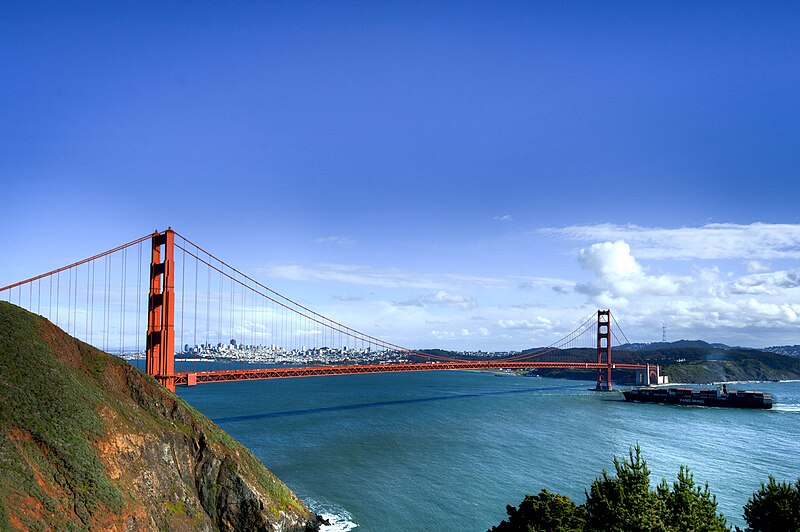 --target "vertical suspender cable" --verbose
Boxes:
[217,263,223,373]
[271,296,276,353]
[230,271,235,351]
[120,248,127,356]
[107,254,112,352]
[136,242,142,362]
[243,284,248,355]
[90,261,95,346]
[85,262,90,340]
[72,265,77,336]
[107,255,112,352]
[240,277,245,362]
[67,268,72,334]
[180,237,186,361]
[109,254,113,351]
[193,243,199,354]
[236,273,240,367]
[206,257,211,352]
[55,271,60,327]
[103,256,108,352]
[201,251,209,374]
[240,279,245,370]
